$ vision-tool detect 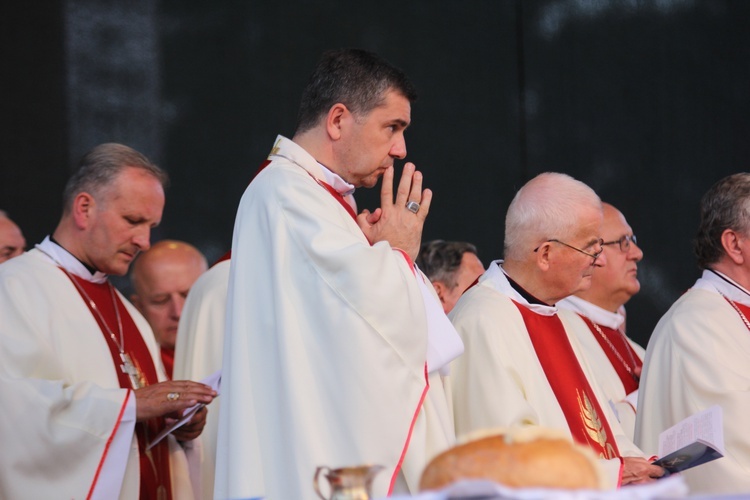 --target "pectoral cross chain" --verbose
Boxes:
[120,352,143,389]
